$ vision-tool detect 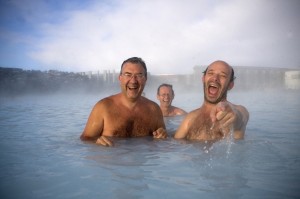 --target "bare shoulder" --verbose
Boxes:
[137,97,165,128]
[96,94,118,107]
[88,95,120,118]
[142,96,158,104]
[185,108,202,120]
[174,107,202,138]
[182,107,206,127]
[140,96,161,110]
[238,104,249,115]
[173,106,187,115]
[234,104,249,121]
[80,95,117,140]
